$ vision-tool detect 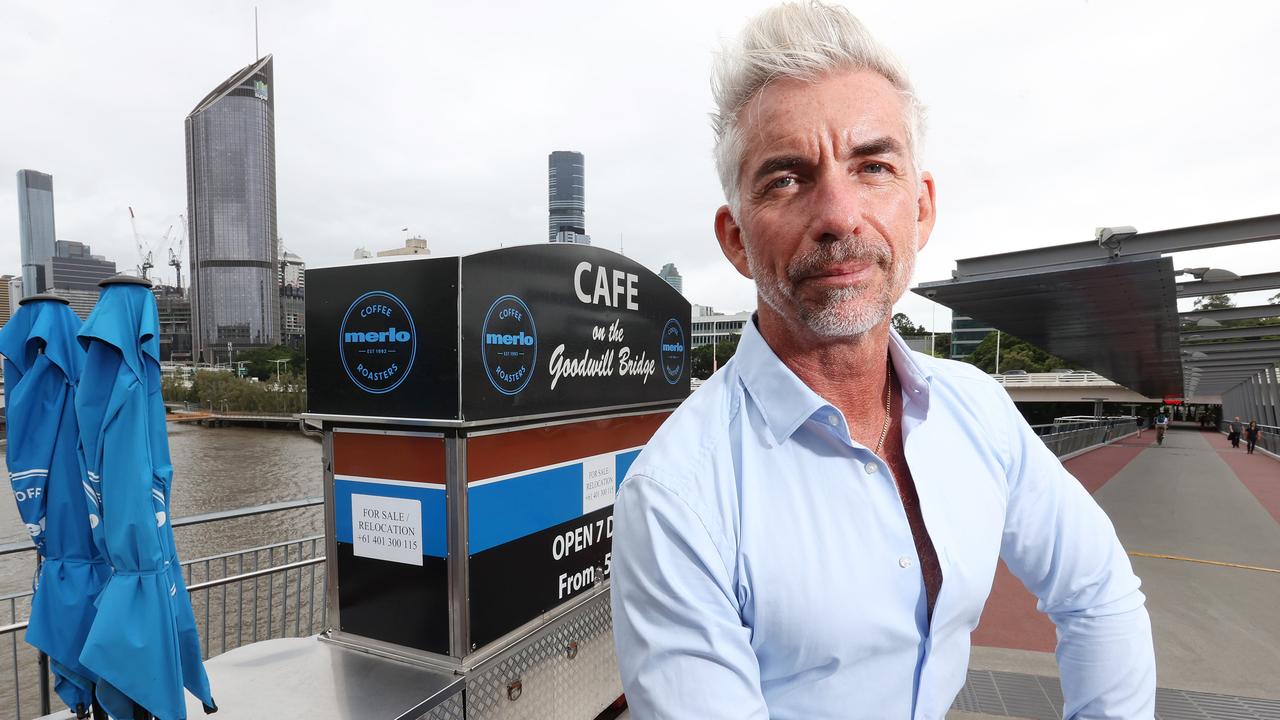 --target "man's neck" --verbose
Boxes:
[756,304,894,438]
